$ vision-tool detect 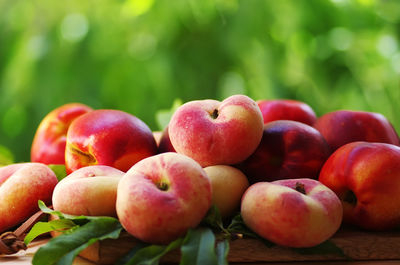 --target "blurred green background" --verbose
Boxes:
[0,0,399,163]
